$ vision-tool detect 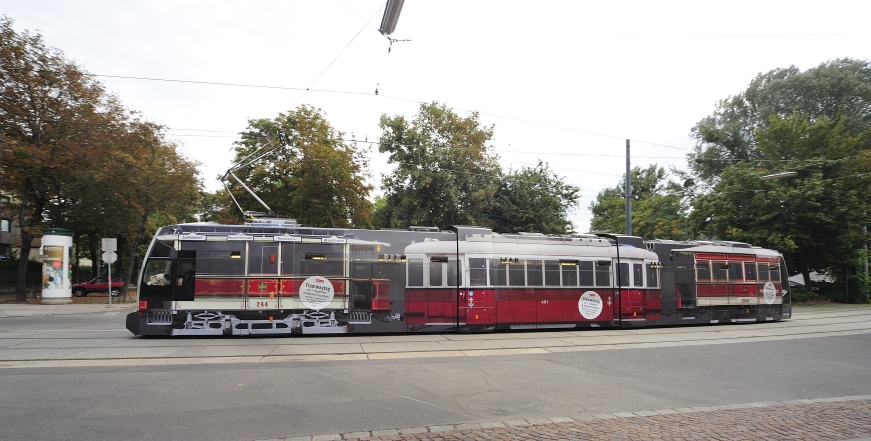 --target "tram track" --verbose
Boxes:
[0,307,869,368]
